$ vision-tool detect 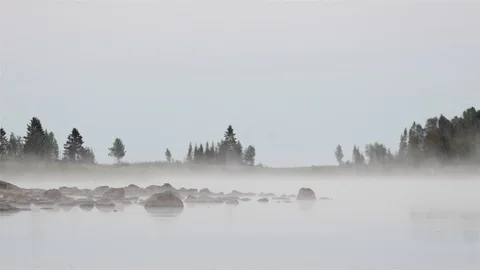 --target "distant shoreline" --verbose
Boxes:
[1,160,479,181]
